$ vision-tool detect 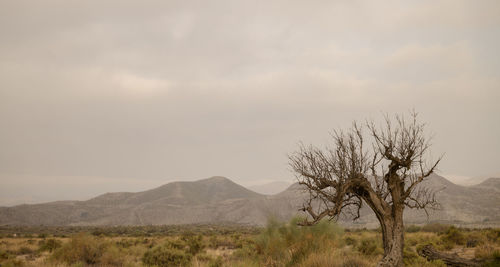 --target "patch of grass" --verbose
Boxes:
[208,256,223,267]
[476,245,500,259]
[356,235,382,256]
[254,217,344,266]
[0,249,10,260]
[38,238,62,252]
